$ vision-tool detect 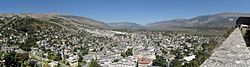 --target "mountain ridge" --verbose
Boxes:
[108,22,145,30]
[0,13,112,30]
[1,12,250,32]
[146,12,250,31]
